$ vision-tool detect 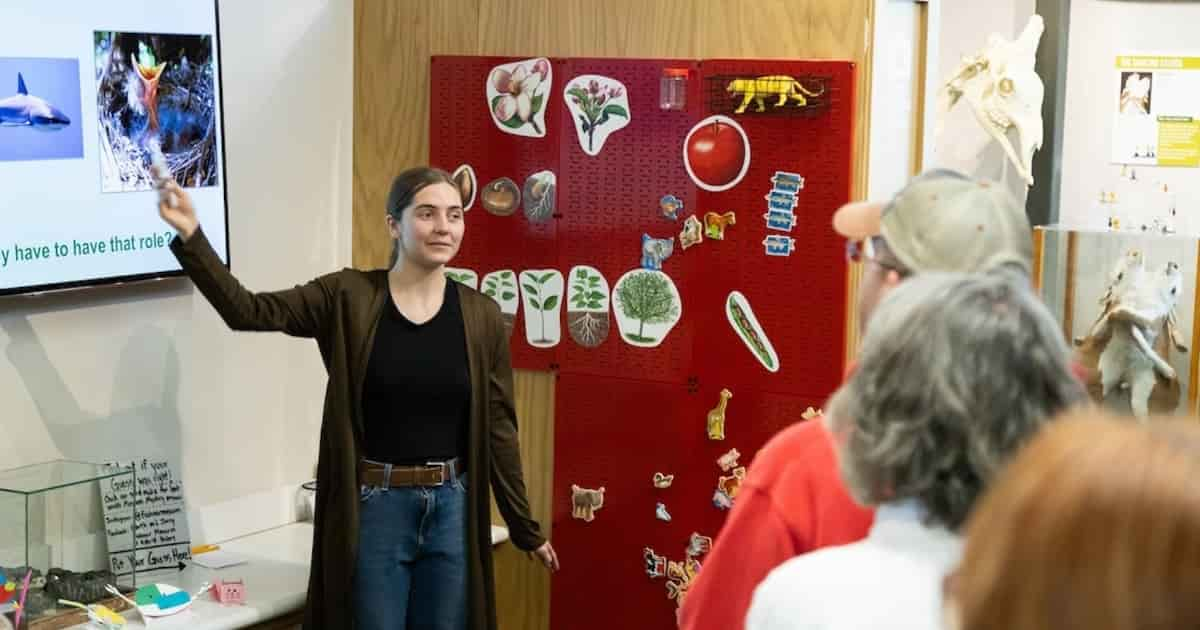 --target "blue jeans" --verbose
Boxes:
[354,471,468,630]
